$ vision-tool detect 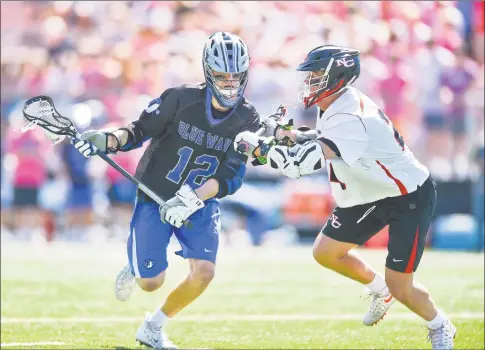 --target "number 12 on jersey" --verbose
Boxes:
[167,146,220,188]
[378,109,406,151]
